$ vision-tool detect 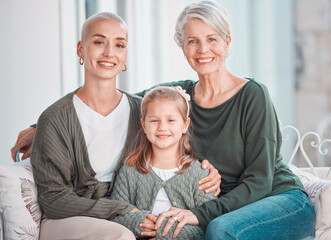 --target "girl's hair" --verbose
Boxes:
[126,86,198,174]
[174,0,231,56]
[81,12,128,42]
